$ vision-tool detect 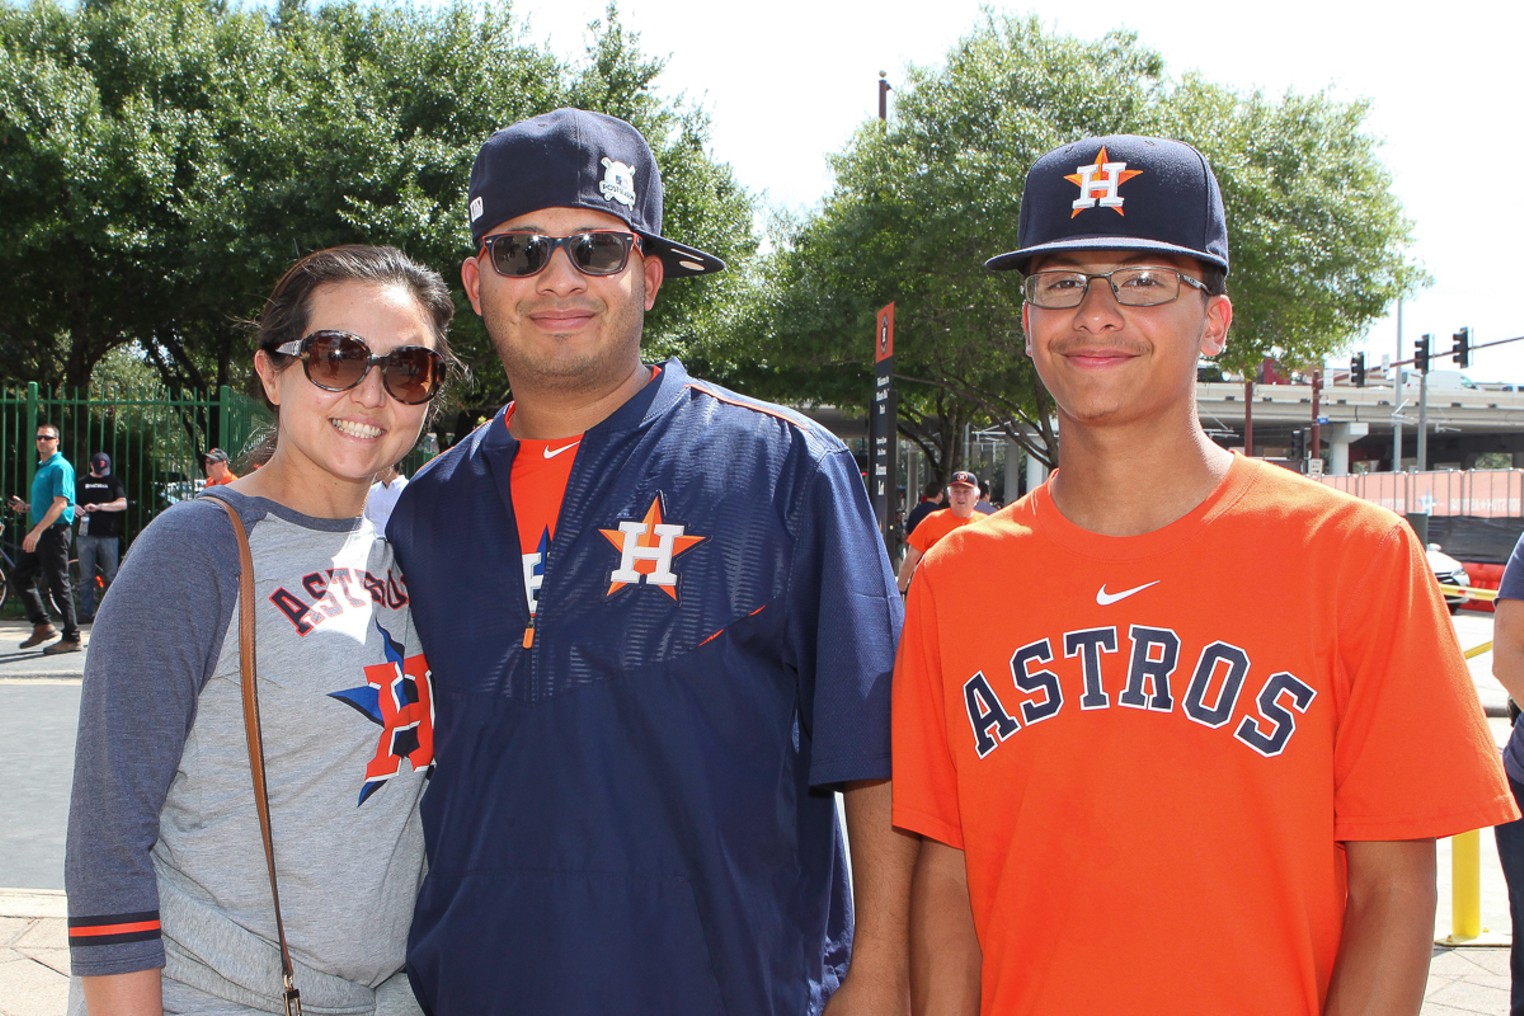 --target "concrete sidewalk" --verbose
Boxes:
[0,617,92,681]
[0,889,68,1016]
[0,617,82,1015]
